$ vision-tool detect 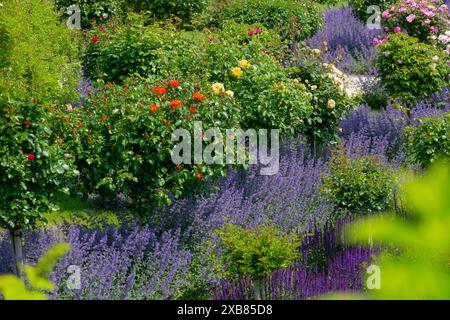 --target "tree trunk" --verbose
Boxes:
[9,227,24,281]
[253,278,264,300]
